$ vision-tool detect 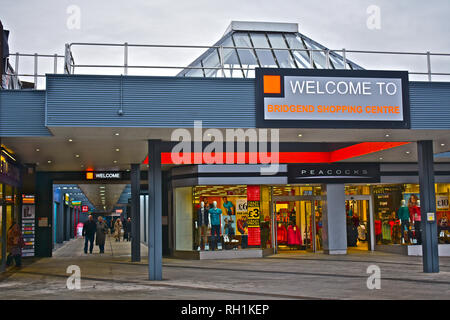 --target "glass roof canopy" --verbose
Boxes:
[178,21,363,78]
